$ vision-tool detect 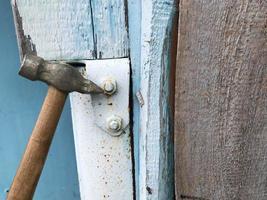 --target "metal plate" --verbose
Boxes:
[70,58,133,200]
[86,59,130,136]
